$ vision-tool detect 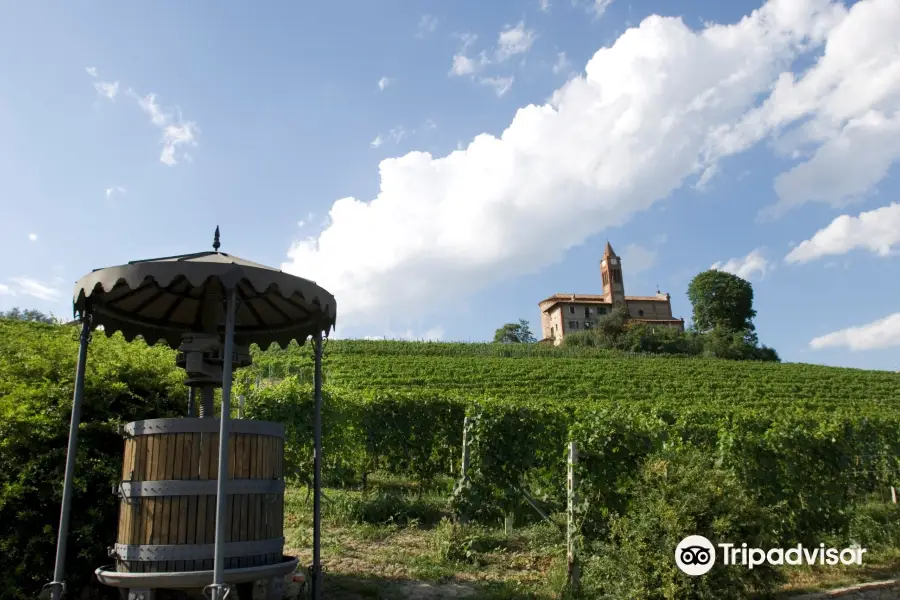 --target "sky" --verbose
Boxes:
[0,0,898,371]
